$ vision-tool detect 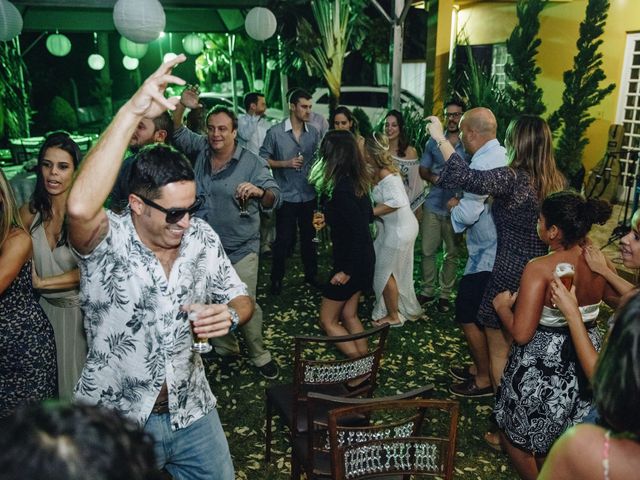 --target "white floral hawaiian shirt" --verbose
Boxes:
[73,211,247,430]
